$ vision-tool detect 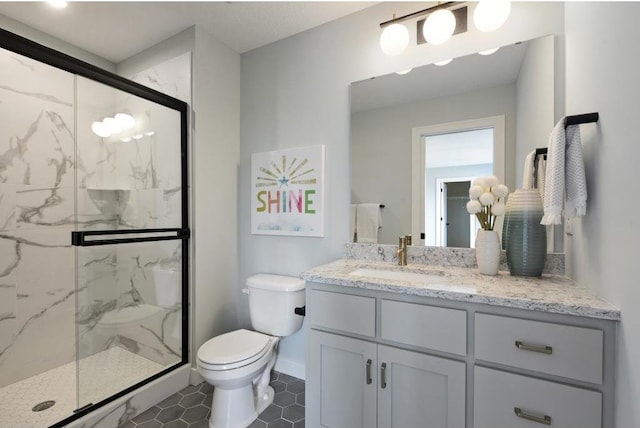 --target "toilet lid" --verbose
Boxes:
[198,329,271,366]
